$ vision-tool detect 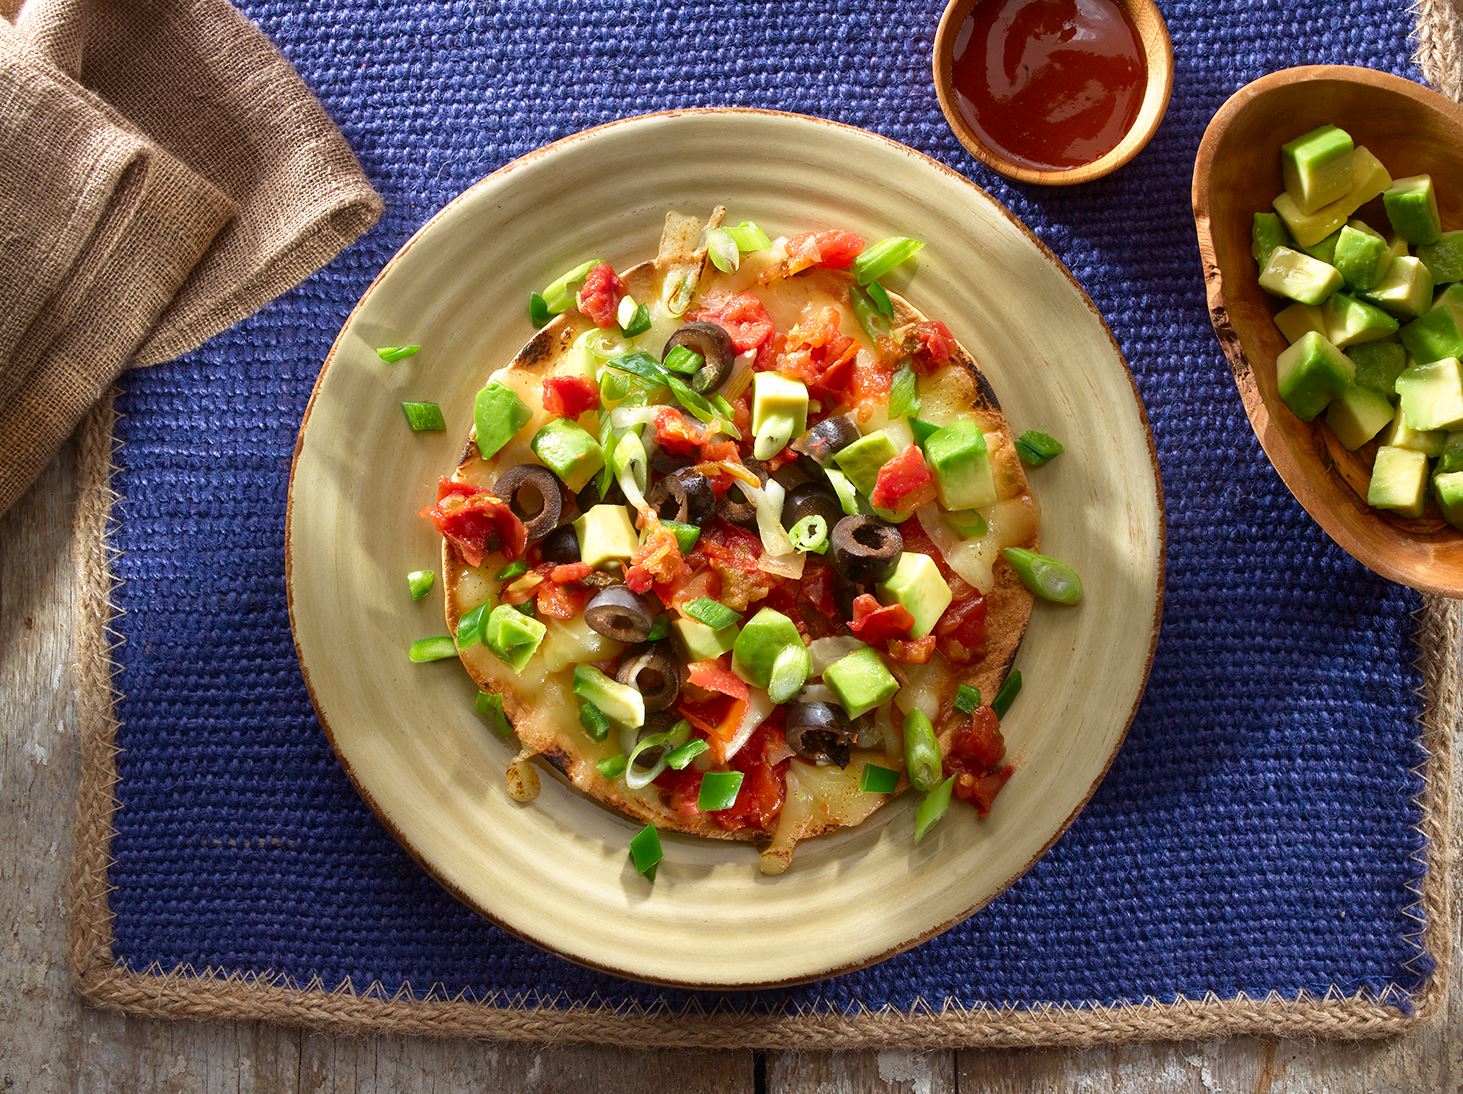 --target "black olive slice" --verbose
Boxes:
[784,701,853,767]
[645,468,715,525]
[830,515,903,584]
[583,586,658,642]
[664,321,736,393]
[493,465,562,541]
[791,416,861,466]
[539,524,580,564]
[717,457,768,526]
[782,481,843,531]
[615,645,682,712]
